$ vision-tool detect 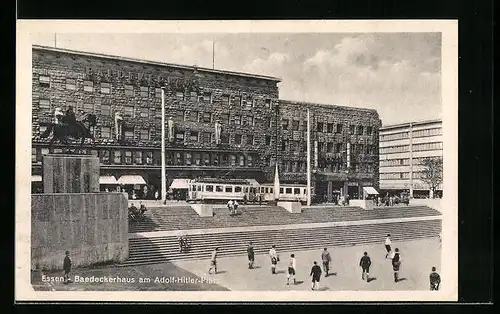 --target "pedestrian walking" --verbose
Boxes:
[233,200,239,215]
[286,254,297,285]
[63,250,72,284]
[269,245,279,274]
[384,234,392,258]
[321,247,332,277]
[208,247,219,274]
[227,199,234,215]
[359,252,372,281]
[430,266,441,291]
[310,261,322,290]
[392,248,401,282]
[247,242,255,269]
